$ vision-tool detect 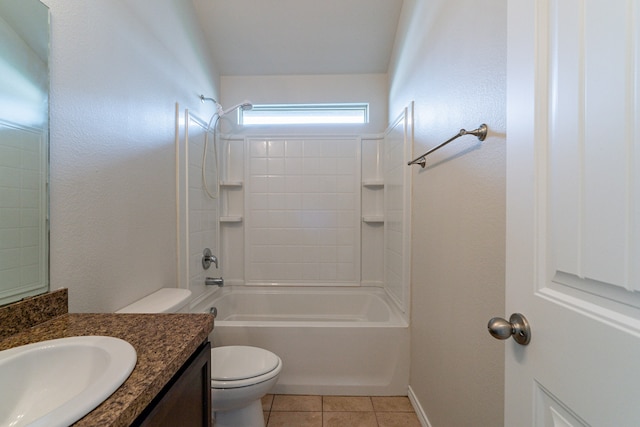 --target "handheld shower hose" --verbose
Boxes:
[200,96,253,200]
